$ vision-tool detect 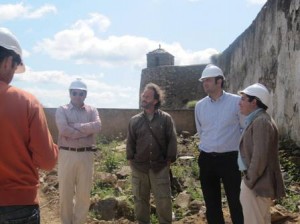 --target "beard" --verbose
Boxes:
[141,101,152,109]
